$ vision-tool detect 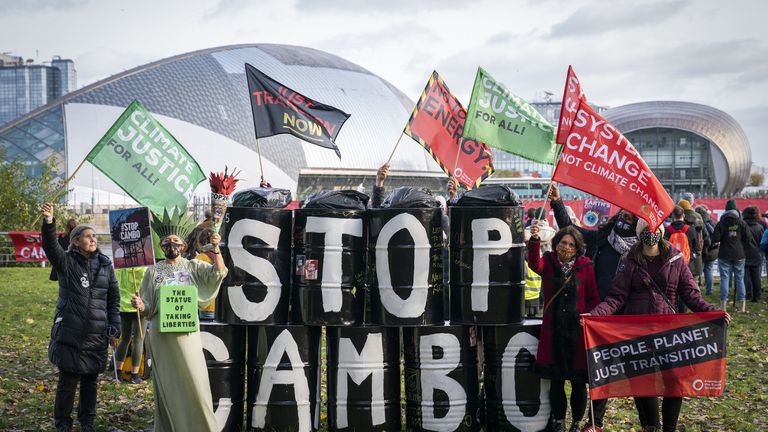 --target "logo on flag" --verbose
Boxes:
[245,63,350,159]
[404,71,494,189]
[583,312,727,399]
[86,100,206,213]
[463,67,557,165]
